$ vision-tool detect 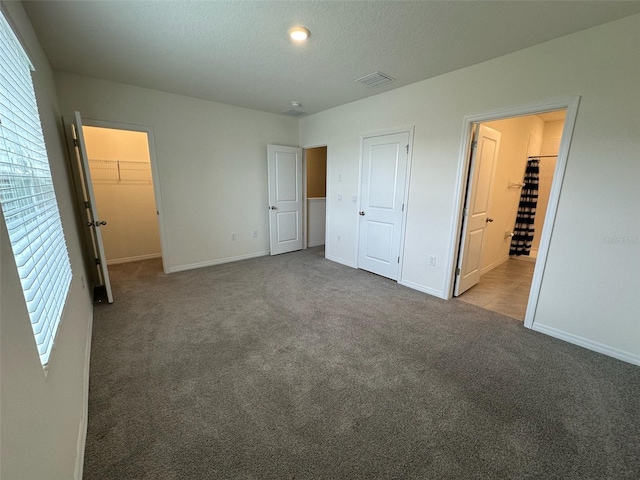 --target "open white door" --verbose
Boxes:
[267,145,303,255]
[357,132,410,280]
[454,125,501,296]
[65,112,113,303]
